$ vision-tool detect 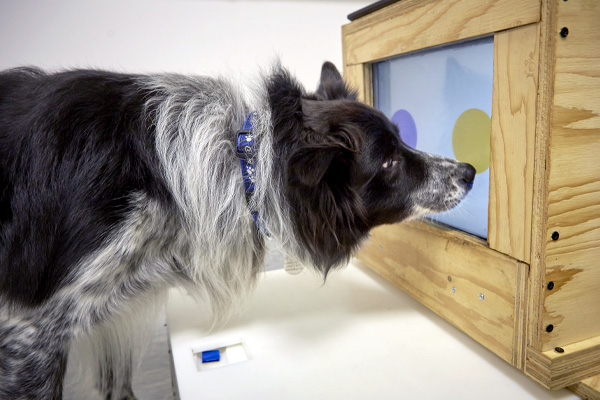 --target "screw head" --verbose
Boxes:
[547,281,555,290]
[479,293,485,301]
[555,347,565,353]
[551,231,560,240]
[452,287,456,294]
[546,324,554,333]
[560,27,569,38]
